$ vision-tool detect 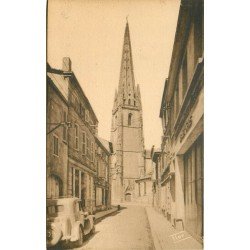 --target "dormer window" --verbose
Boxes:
[85,110,89,123]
